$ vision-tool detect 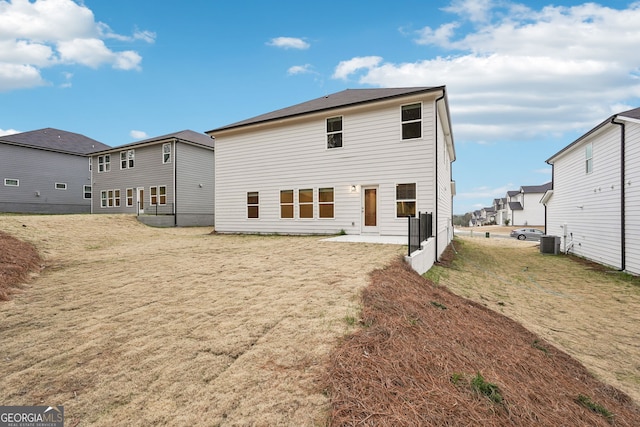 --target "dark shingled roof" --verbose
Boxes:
[509,202,523,210]
[207,87,445,133]
[0,127,109,155]
[507,190,520,197]
[521,182,552,193]
[91,130,214,154]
